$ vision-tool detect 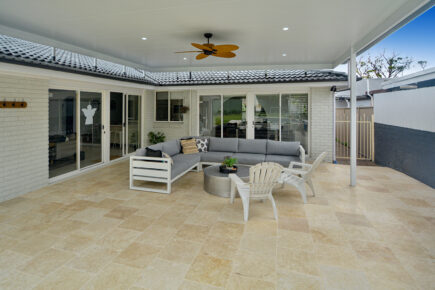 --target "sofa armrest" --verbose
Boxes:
[299,145,305,163]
